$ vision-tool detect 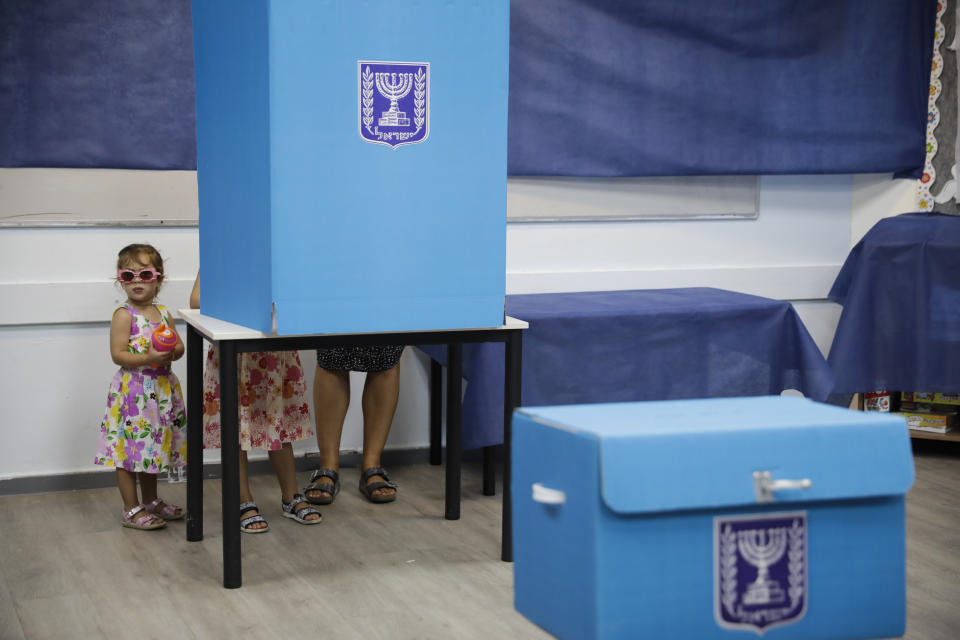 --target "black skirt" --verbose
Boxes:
[315,345,404,372]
